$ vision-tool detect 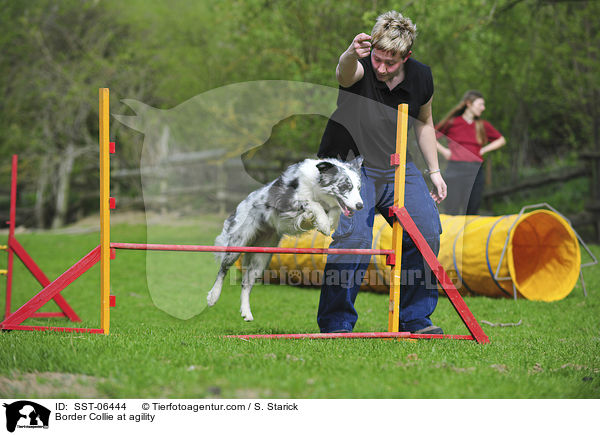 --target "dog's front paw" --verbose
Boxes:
[328,212,341,231]
[328,217,337,231]
[316,217,331,235]
[302,209,315,223]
